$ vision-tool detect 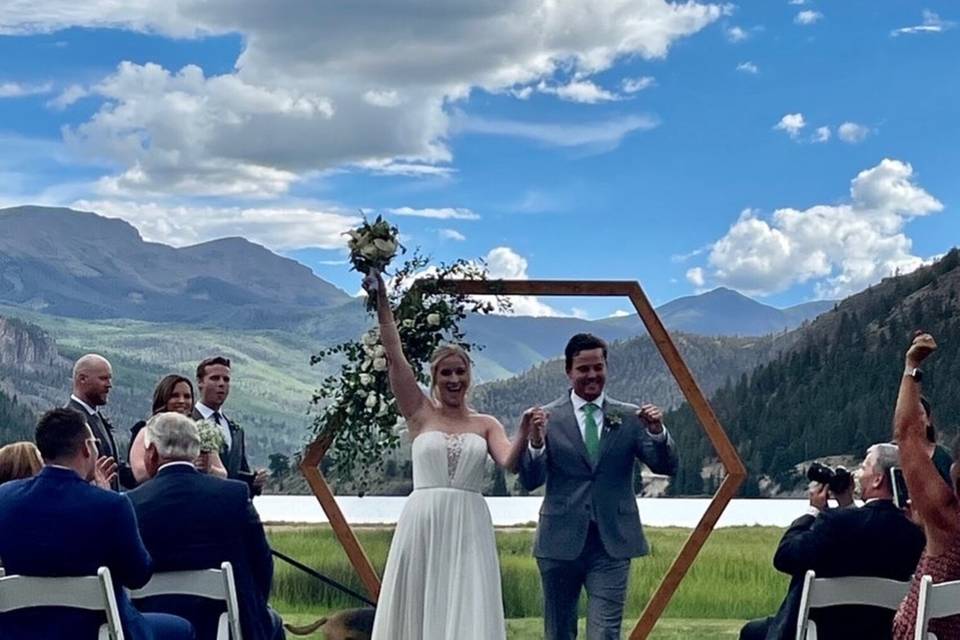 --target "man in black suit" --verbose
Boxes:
[191,356,267,495]
[67,353,133,489]
[740,443,925,640]
[126,411,284,640]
